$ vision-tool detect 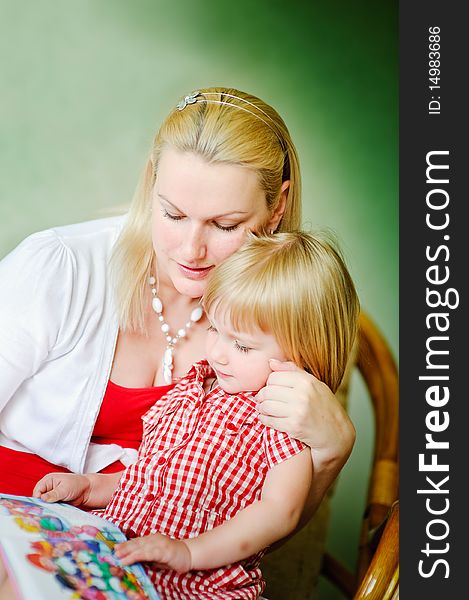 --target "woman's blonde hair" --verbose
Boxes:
[110,87,302,332]
[202,231,360,393]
